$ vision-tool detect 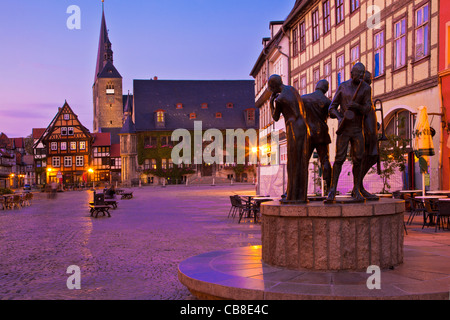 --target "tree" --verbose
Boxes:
[370,134,409,194]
